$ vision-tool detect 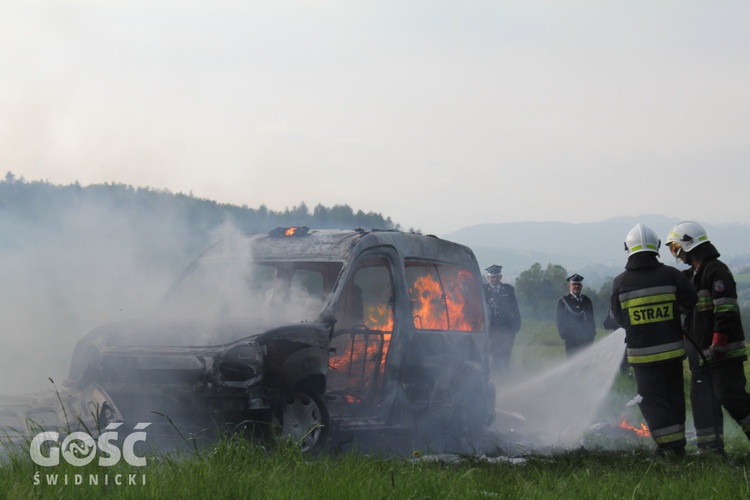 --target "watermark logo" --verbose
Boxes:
[30,422,150,467]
